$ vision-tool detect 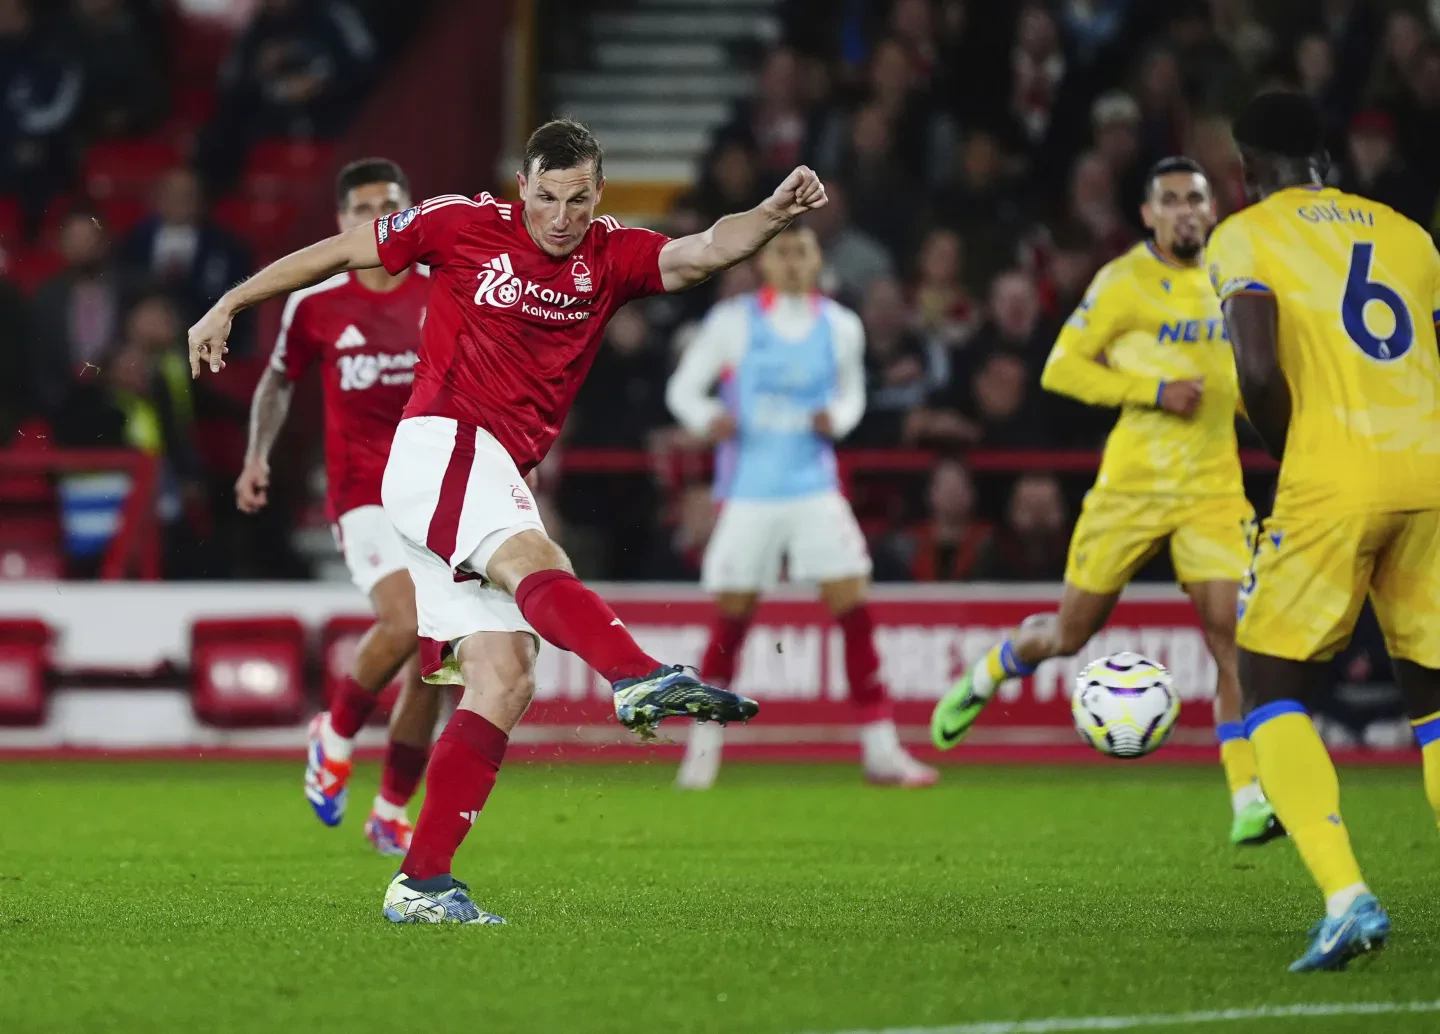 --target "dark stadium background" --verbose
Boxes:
[0,0,1430,742]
